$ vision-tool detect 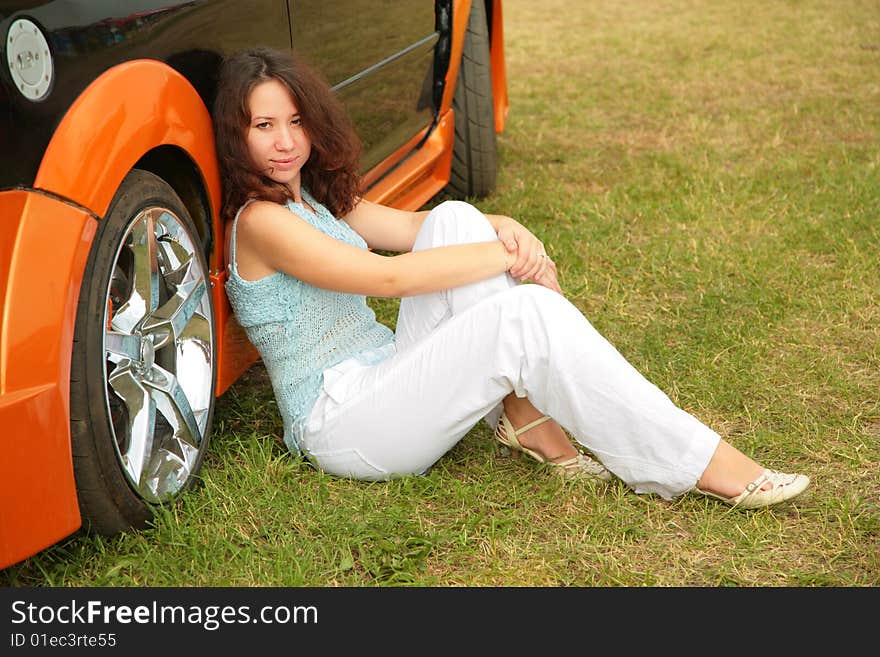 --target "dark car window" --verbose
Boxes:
[289,0,437,172]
